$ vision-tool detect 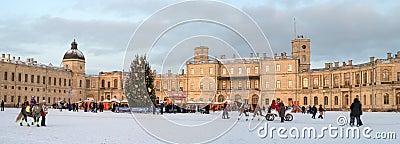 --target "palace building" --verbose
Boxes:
[0,39,124,107]
[154,36,400,111]
[2,37,399,111]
